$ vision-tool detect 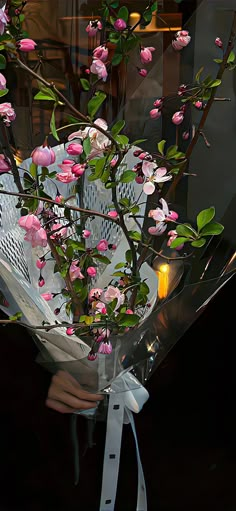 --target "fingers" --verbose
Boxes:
[51,371,104,402]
